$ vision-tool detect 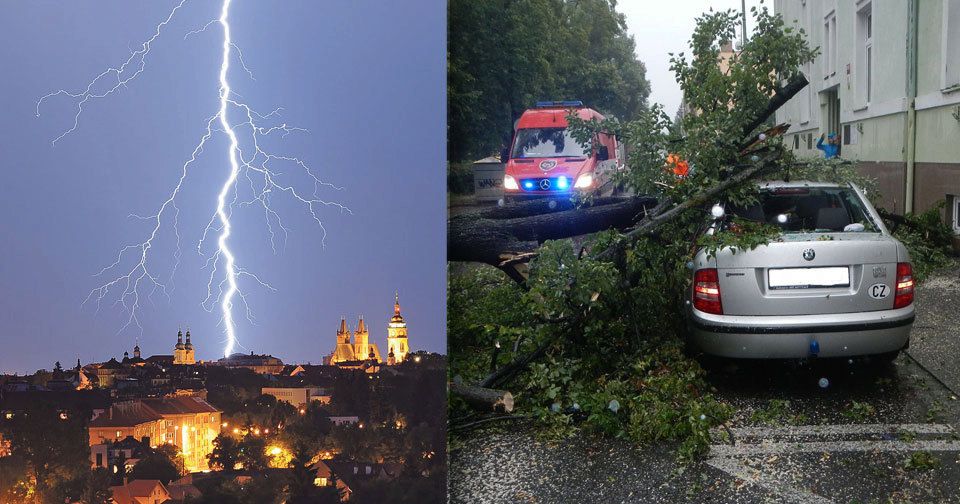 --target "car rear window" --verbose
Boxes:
[728,187,878,233]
